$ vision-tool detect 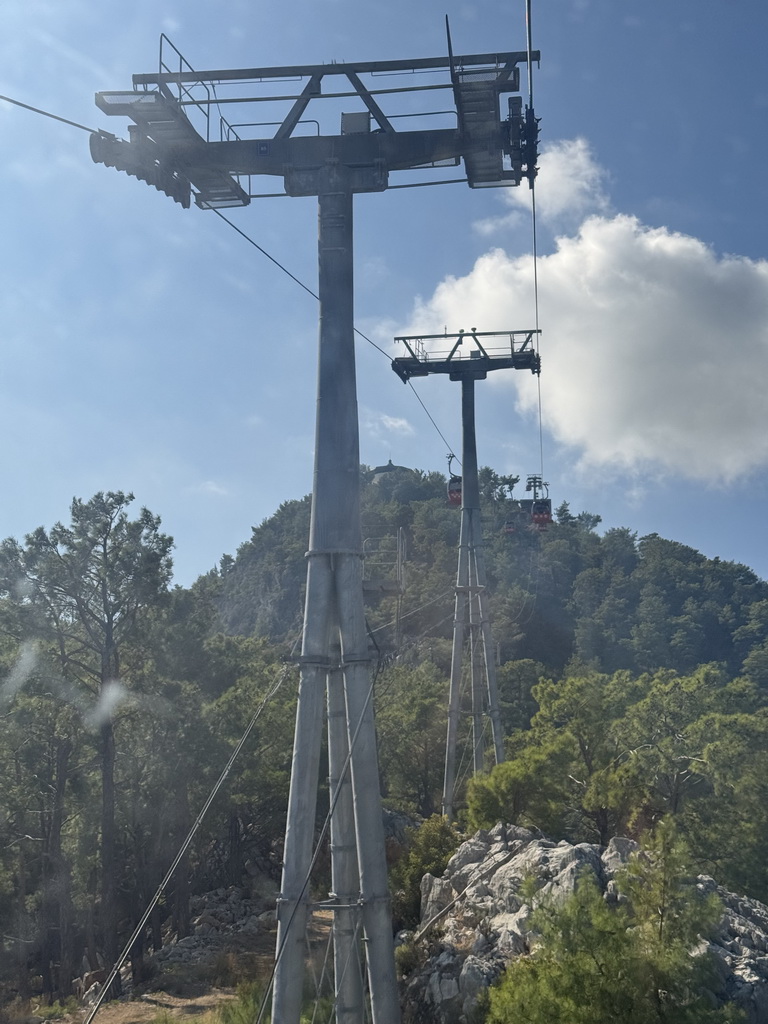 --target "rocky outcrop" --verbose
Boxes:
[401,824,768,1024]
[152,883,277,968]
